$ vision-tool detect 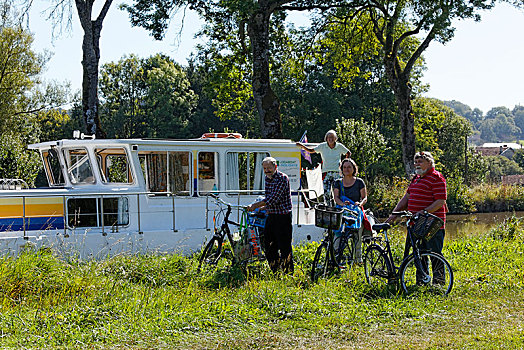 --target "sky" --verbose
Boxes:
[28,2,524,114]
